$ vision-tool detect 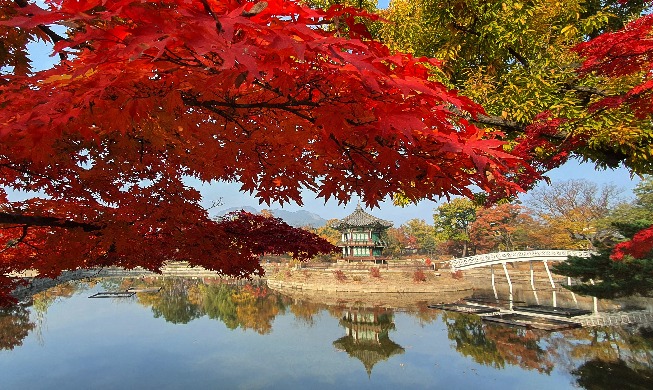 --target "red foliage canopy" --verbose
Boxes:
[575,13,653,118]
[0,0,535,303]
[611,225,653,262]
